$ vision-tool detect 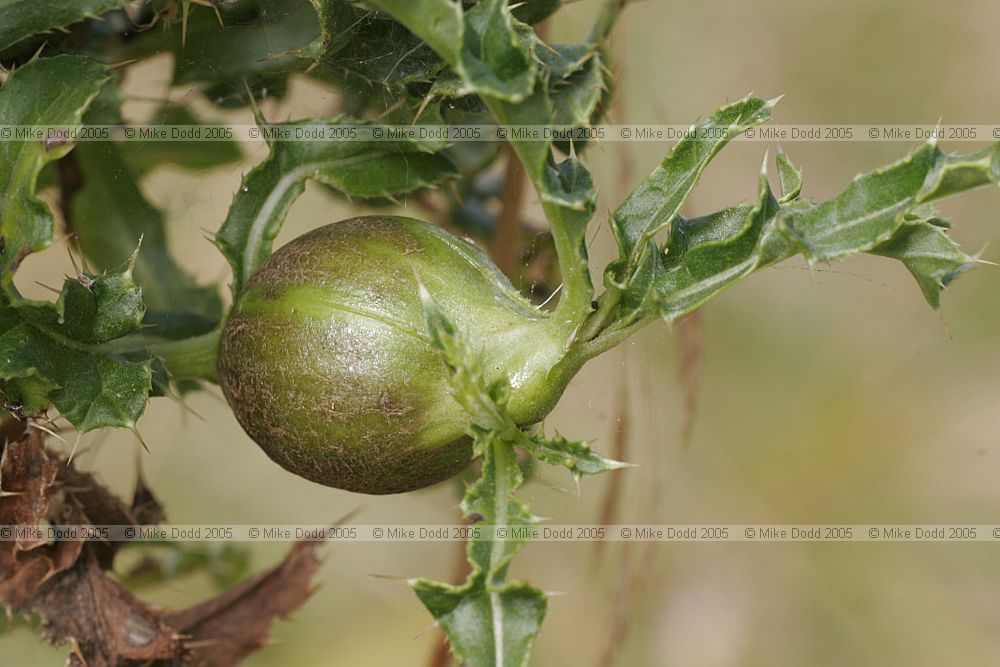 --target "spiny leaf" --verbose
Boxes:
[655,161,785,321]
[370,0,613,319]
[0,55,107,290]
[296,0,362,61]
[215,117,456,296]
[73,141,224,338]
[463,429,539,578]
[510,0,561,25]
[364,0,547,175]
[776,148,802,202]
[870,215,975,309]
[417,287,630,666]
[920,142,1000,202]
[519,431,629,483]
[411,577,546,667]
[411,429,545,667]
[316,12,446,97]
[610,95,776,273]
[648,143,995,321]
[0,273,153,431]
[163,1,320,108]
[365,0,464,67]
[778,141,1000,263]
[607,101,1000,327]
[539,43,605,128]
[0,0,134,52]
[418,283,513,435]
